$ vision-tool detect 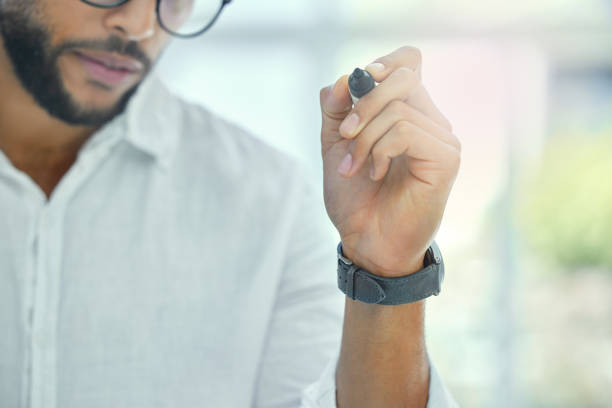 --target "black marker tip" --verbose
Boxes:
[348,67,375,100]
